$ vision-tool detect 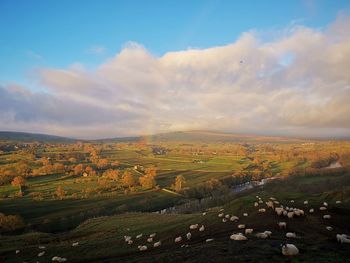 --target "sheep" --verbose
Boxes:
[199,225,205,232]
[245,228,253,235]
[243,213,248,217]
[264,231,272,237]
[147,237,153,243]
[186,232,192,240]
[149,233,156,238]
[206,238,214,242]
[138,245,148,251]
[326,226,333,231]
[230,216,239,222]
[278,222,287,229]
[286,232,297,238]
[124,235,132,242]
[52,257,67,262]
[258,200,263,204]
[266,201,274,209]
[287,211,294,219]
[294,210,302,216]
[230,233,247,240]
[283,210,288,216]
[218,213,224,218]
[202,212,207,216]
[38,245,46,249]
[222,218,228,223]
[270,197,276,201]
[336,200,342,204]
[323,202,328,207]
[72,242,79,247]
[190,224,199,230]
[254,202,259,207]
[309,208,314,213]
[256,232,269,239]
[323,214,331,219]
[15,250,20,254]
[319,206,327,211]
[290,200,294,203]
[304,200,308,205]
[38,251,45,257]
[175,236,182,243]
[256,195,260,199]
[219,208,224,212]
[281,243,299,256]
[153,241,161,247]
[258,208,266,213]
[225,214,230,219]
[136,233,143,239]
[274,201,280,205]
[275,207,284,216]
[127,239,133,245]
[237,224,246,229]
[336,234,350,244]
